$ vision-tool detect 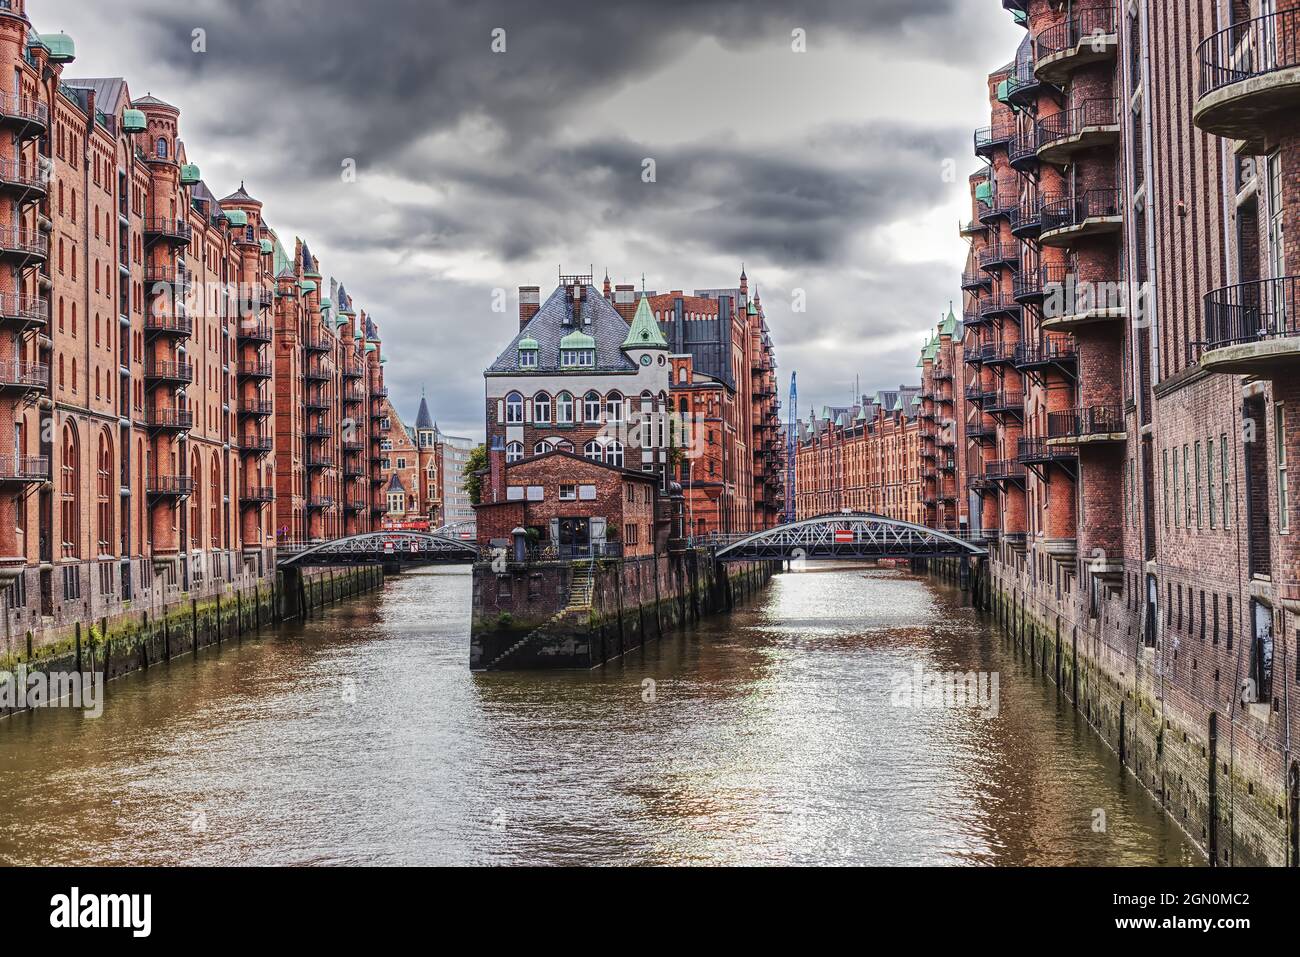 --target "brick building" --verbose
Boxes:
[376,391,445,528]
[0,1,386,641]
[475,449,660,559]
[483,269,783,540]
[955,0,1300,865]
[794,384,925,524]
